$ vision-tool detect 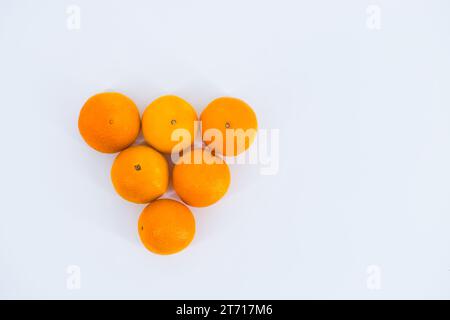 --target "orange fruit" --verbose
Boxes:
[78,92,140,153]
[142,95,198,154]
[201,97,257,156]
[111,145,168,204]
[173,149,230,207]
[138,199,195,255]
